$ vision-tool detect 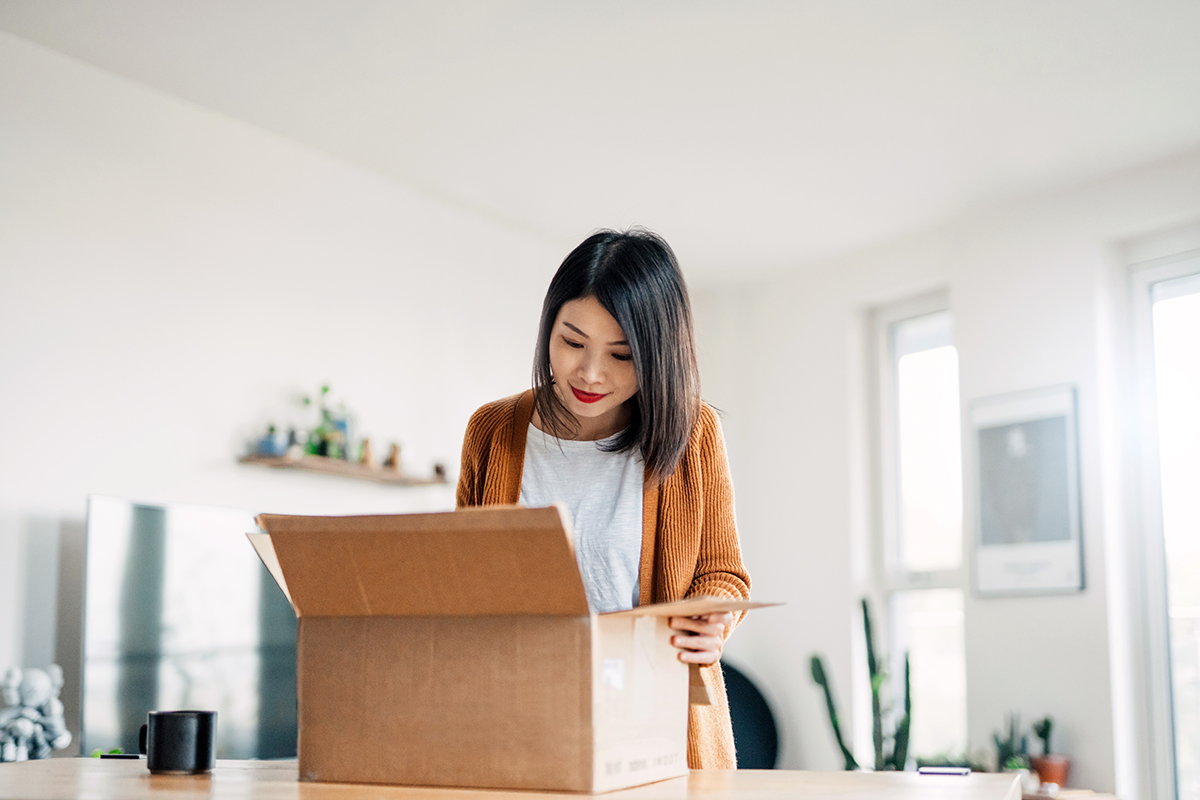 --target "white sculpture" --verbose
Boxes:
[0,666,72,762]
